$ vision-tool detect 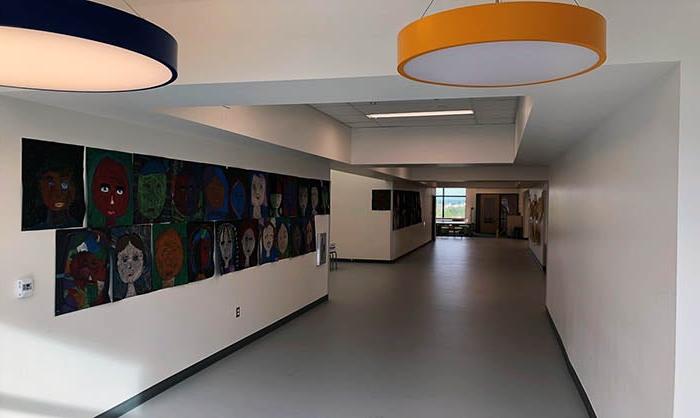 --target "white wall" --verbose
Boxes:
[547,68,679,418]
[351,125,515,165]
[329,170,392,261]
[0,96,330,418]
